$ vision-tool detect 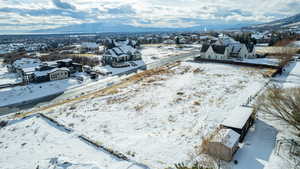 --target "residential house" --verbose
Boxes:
[247,45,256,59]
[200,44,231,60]
[49,68,70,81]
[103,39,142,65]
[199,40,257,60]
[229,44,249,59]
[12,58,81,83]
[10,58,42,74]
